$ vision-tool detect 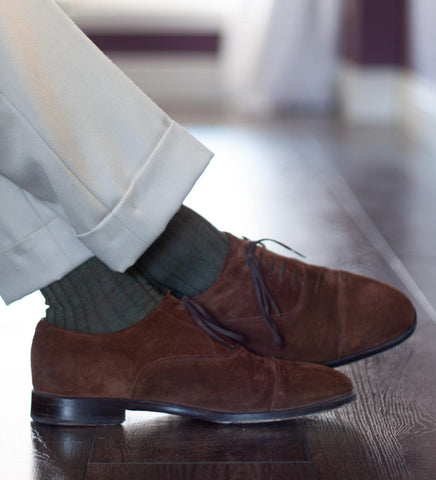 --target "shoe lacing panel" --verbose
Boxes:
[181,296,245,349]
[182,238,305,349]
[244,238,305,347]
